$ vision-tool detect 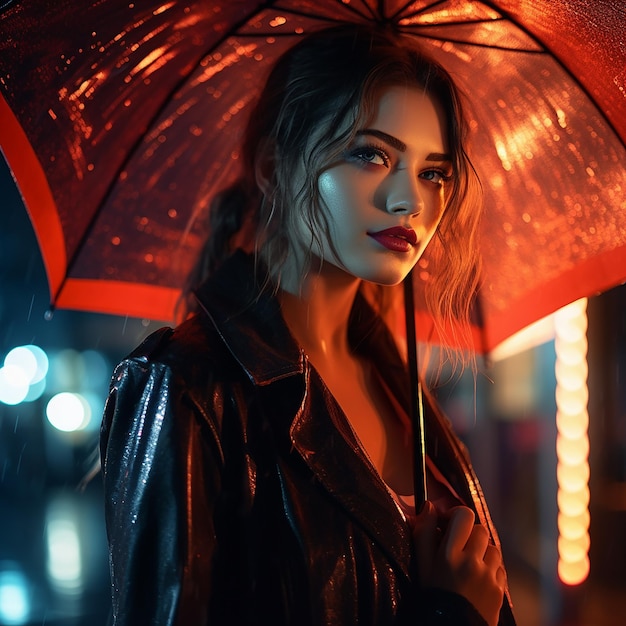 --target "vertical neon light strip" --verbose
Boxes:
[554,298,590,585]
